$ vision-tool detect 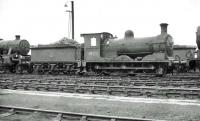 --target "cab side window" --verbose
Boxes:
[91,37,96,46]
